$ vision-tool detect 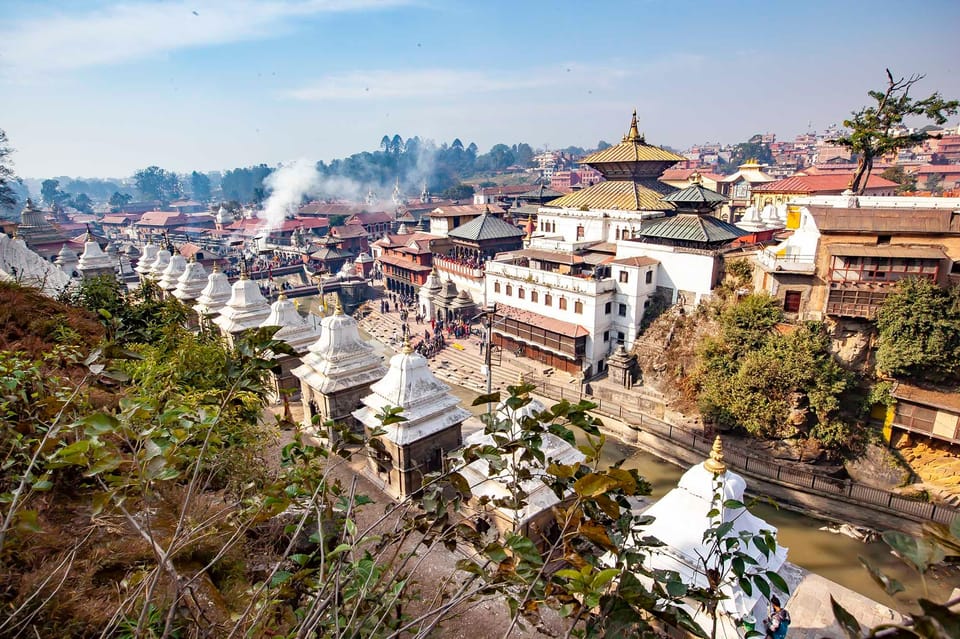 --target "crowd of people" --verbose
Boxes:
[378,292,481,360]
